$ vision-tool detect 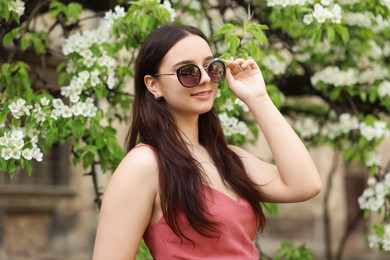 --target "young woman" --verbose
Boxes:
[92,24,322,259]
